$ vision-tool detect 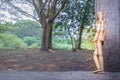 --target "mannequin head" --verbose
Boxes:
[97,11,103,21]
